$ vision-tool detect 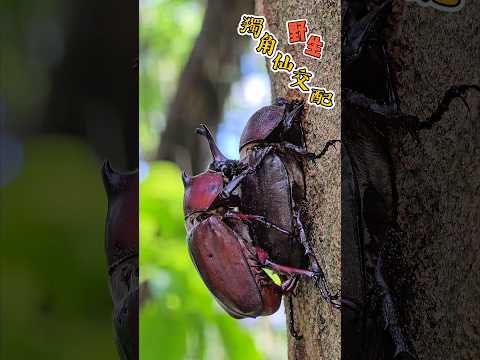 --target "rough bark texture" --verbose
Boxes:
[255,1,341,359]
[385,2,480,359]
